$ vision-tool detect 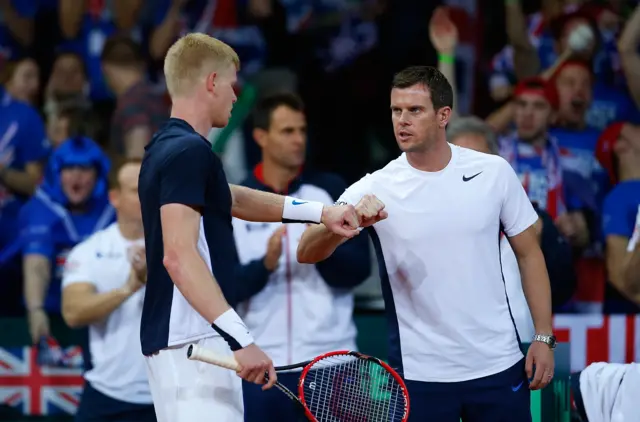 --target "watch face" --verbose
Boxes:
[548,336,557,348]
